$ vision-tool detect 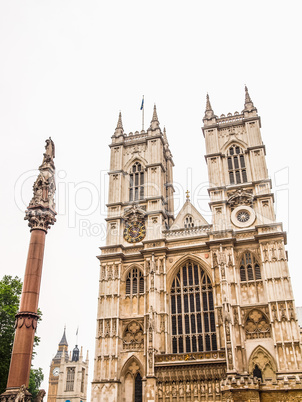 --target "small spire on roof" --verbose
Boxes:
[243,85,258,115]
[114,111,124,137]
[150,104,160,130]
[203,93,216,121]
[59,326,68,346]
